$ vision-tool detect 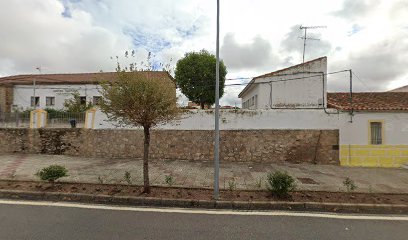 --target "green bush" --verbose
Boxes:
[267,171,296,198]
[44,108,67,118]
[165,175,174,186]
[343,177,357,192]
[124,171,132,184]
[227,177,237,191]
[36,165,68,182]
